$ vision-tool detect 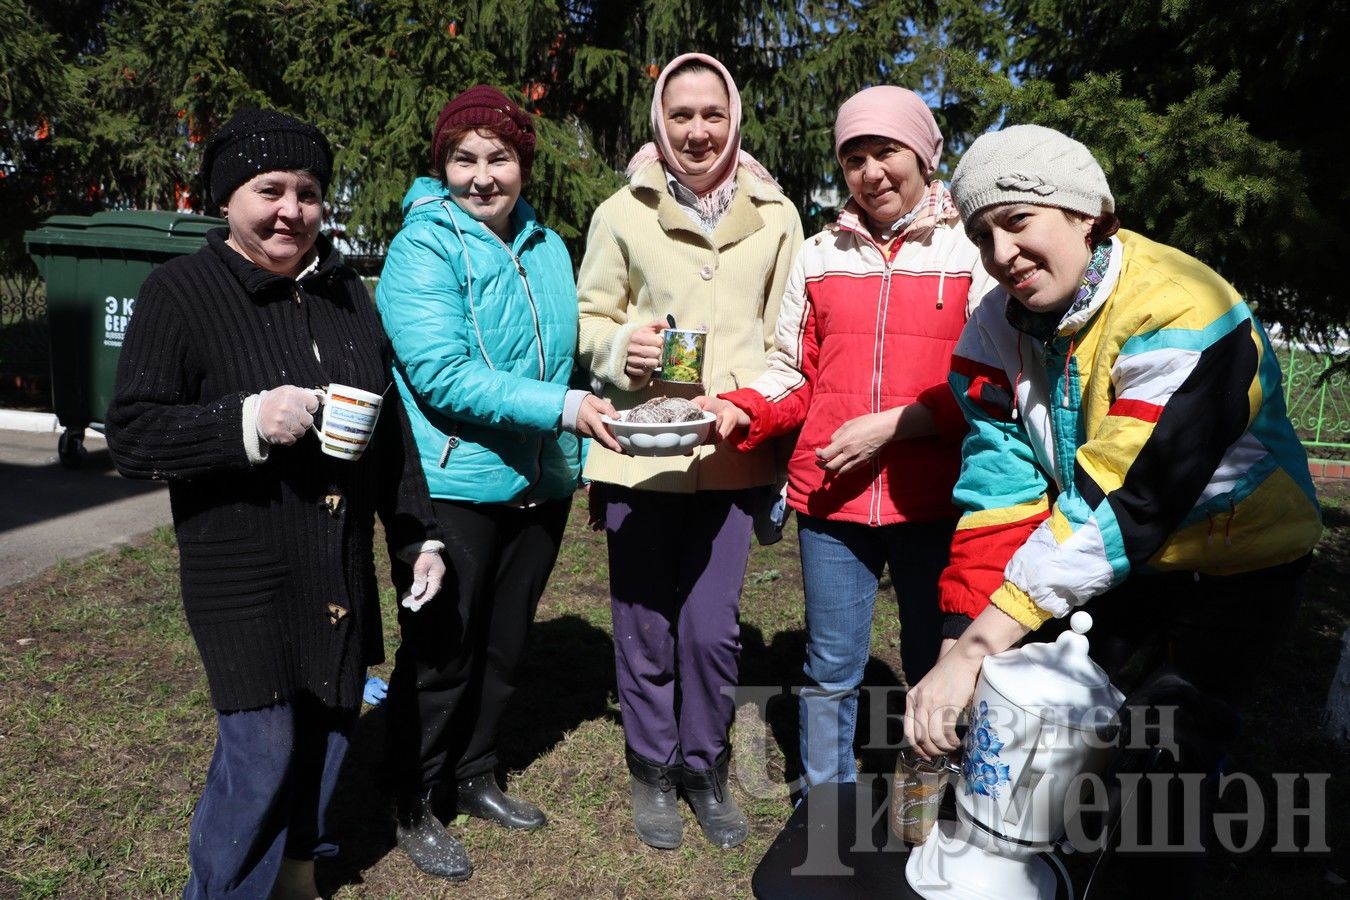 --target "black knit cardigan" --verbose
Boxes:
[106,230,439,712]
